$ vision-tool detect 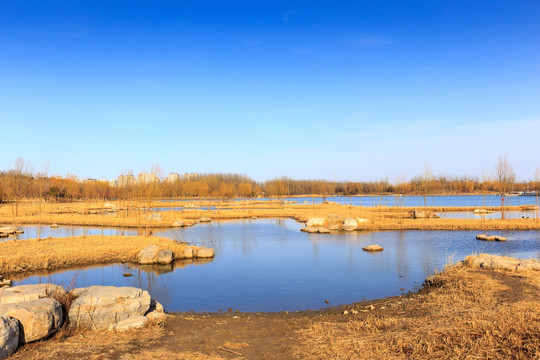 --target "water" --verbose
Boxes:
[12,220,540,312]
[240,195,540,207]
